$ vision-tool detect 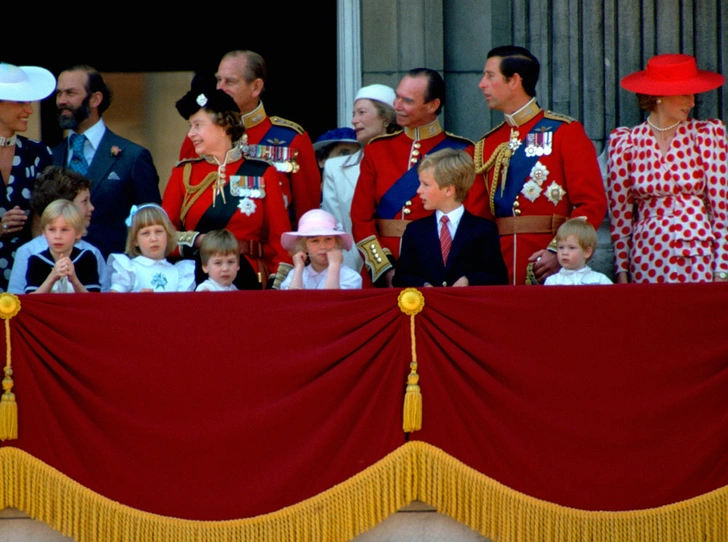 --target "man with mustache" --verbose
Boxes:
[350,68,473,287]
[52,65,160,258]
